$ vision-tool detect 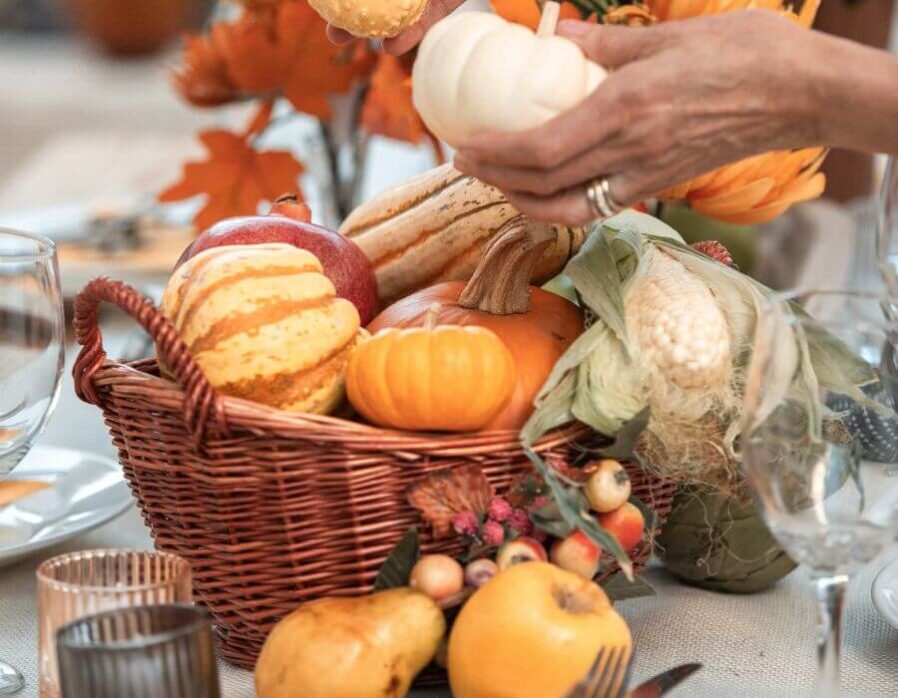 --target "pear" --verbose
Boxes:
[255,587,445,698]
